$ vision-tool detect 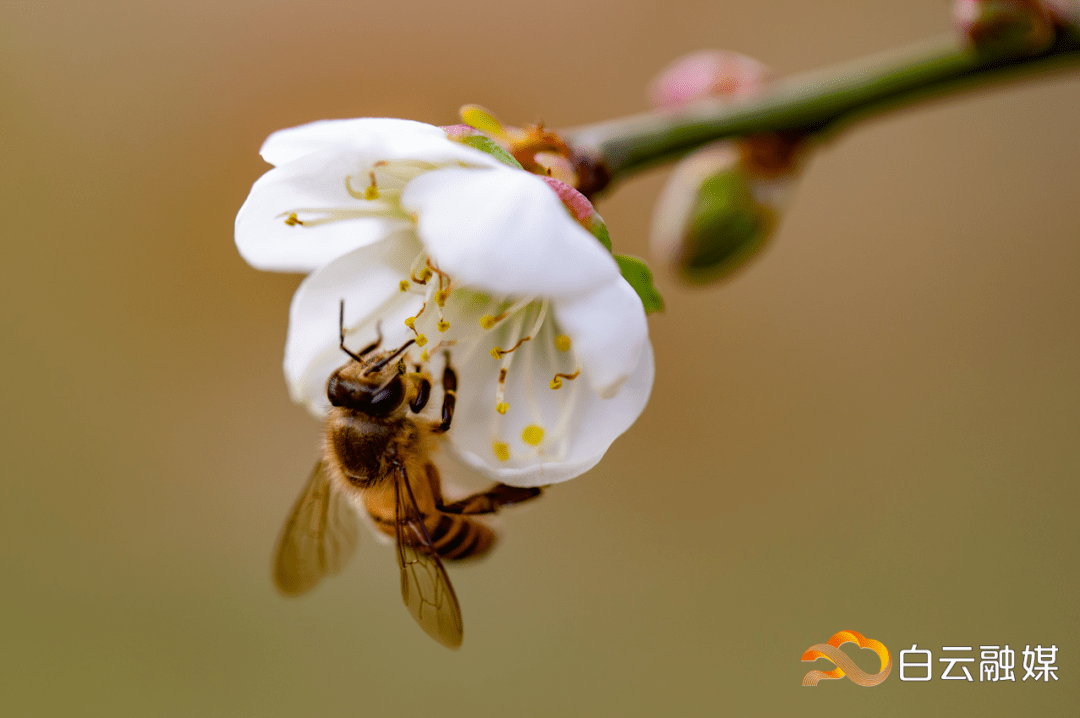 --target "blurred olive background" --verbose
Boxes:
[2,0,1078,716]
